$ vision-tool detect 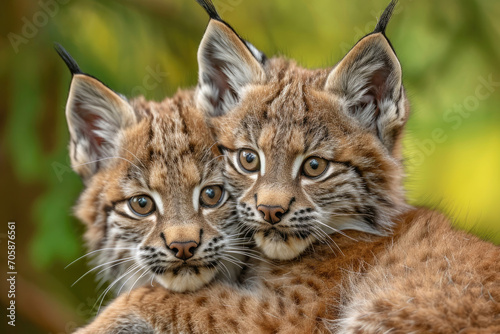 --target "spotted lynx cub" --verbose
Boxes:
[75,1,499,333]
[57,44,250,295]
